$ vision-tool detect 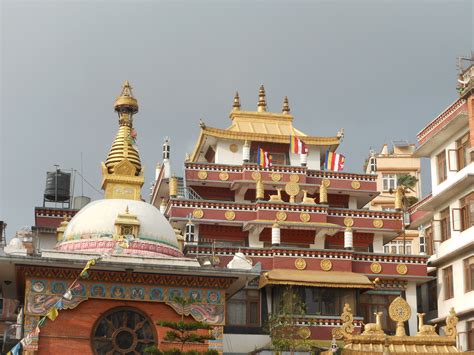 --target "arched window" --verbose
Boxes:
[91,307,156,355]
